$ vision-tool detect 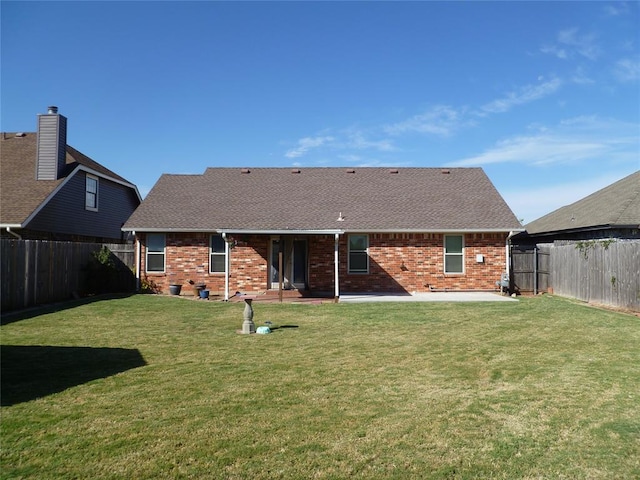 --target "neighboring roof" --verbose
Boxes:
[525,170,640,235]
[124,167,523,233]
[0,132,140,226]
